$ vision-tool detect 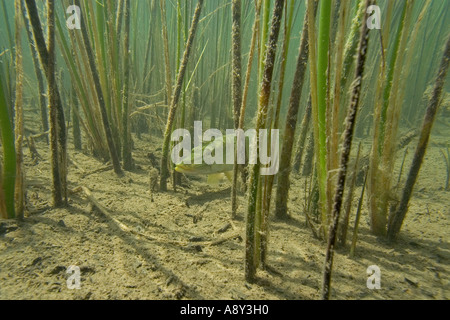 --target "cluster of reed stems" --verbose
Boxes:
[1,0,449,301]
